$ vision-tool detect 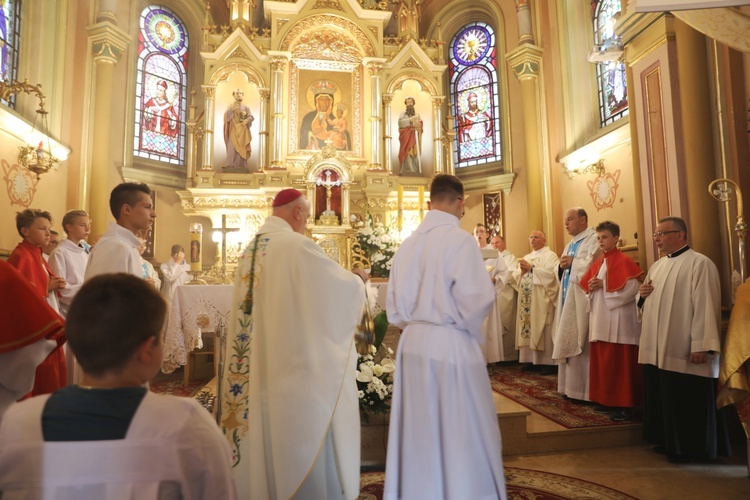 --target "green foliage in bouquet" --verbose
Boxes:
[356,310,394,421]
